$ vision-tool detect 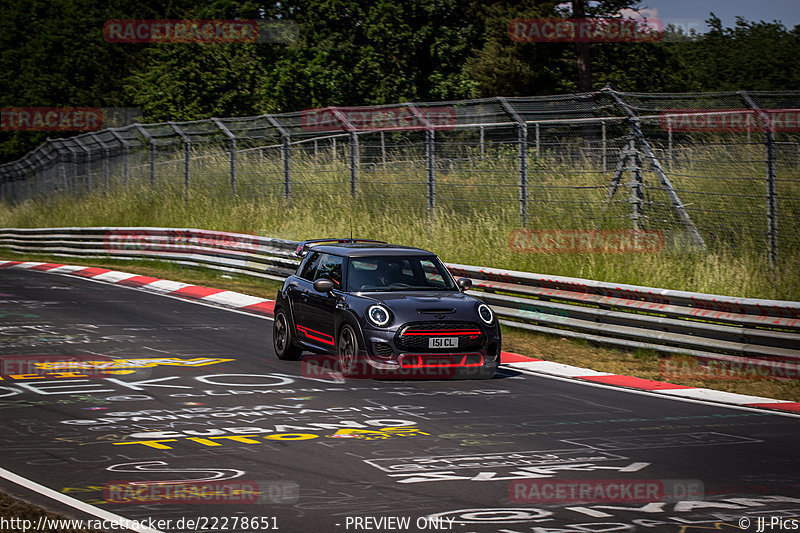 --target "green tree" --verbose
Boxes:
[0,0,198,161]
[679,15,800,91]
[259,0,483,110]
